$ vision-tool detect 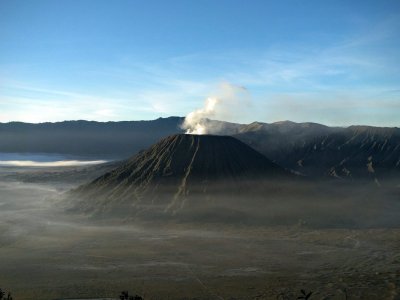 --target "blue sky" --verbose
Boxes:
[0,0,399,125]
